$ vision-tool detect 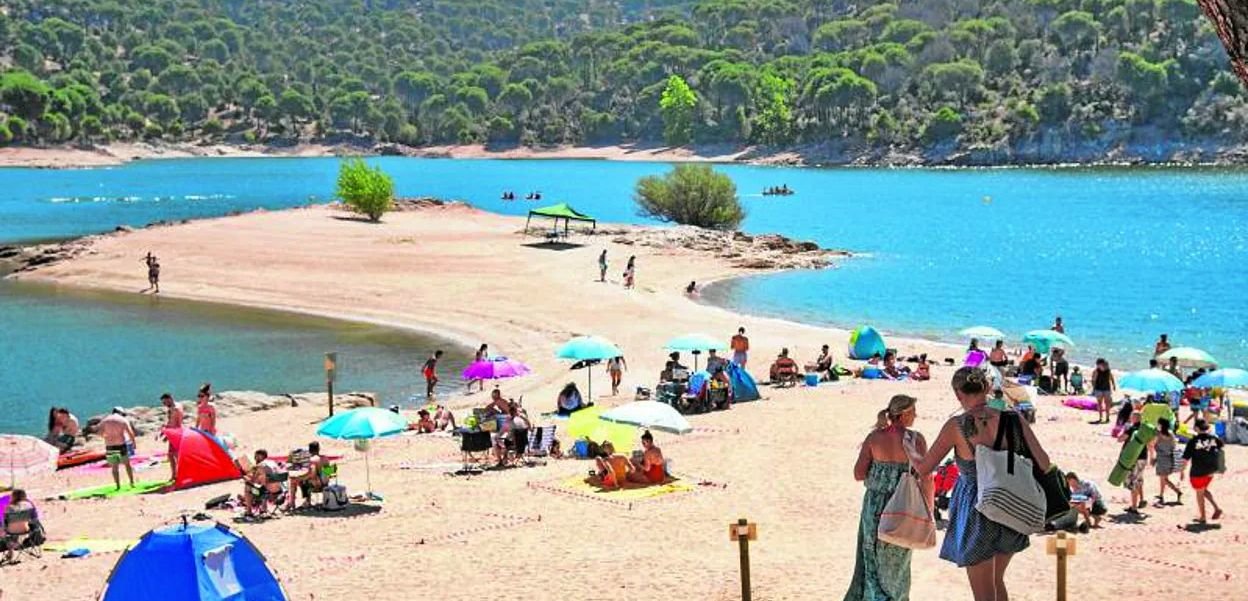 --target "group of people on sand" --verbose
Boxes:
[596,250,636,289]
[587,430,666,489]
[239,440,335,520]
